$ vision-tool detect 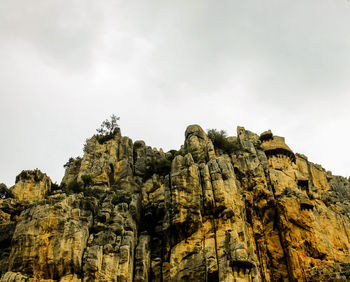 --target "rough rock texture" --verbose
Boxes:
[1,125,350,281]
[11,169,51,201]
[8,194,95,281]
